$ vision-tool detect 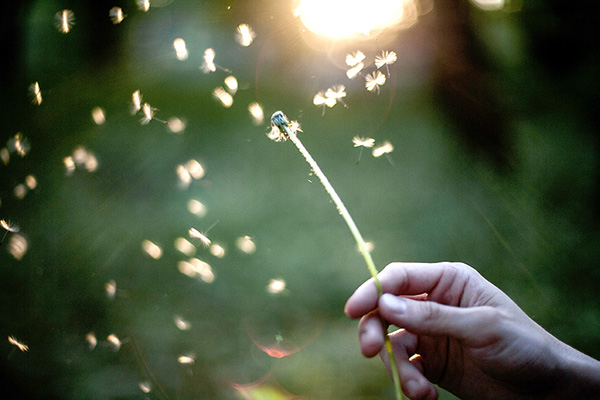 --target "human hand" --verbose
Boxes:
[345,262,594,400]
